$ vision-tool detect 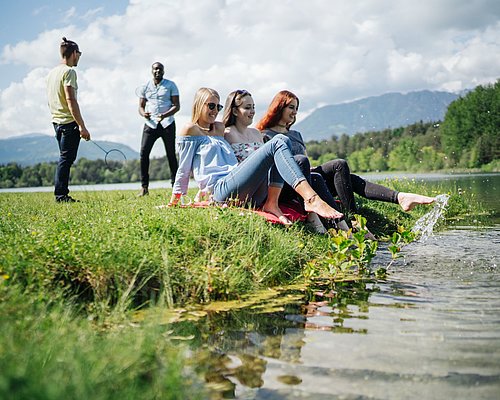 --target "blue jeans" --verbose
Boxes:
[54,122,81,198]
[212,134,305,206]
